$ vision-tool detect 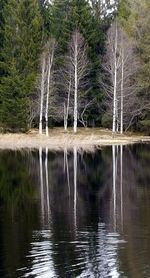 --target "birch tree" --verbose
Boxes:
[101,20,121,134]
[39,52,46,134]
[39,39,56,135]
[61,62,72,132]
[101,21,141,134]
[119,0,150,131]
[63,29,90,133]
[45,39,56,136]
